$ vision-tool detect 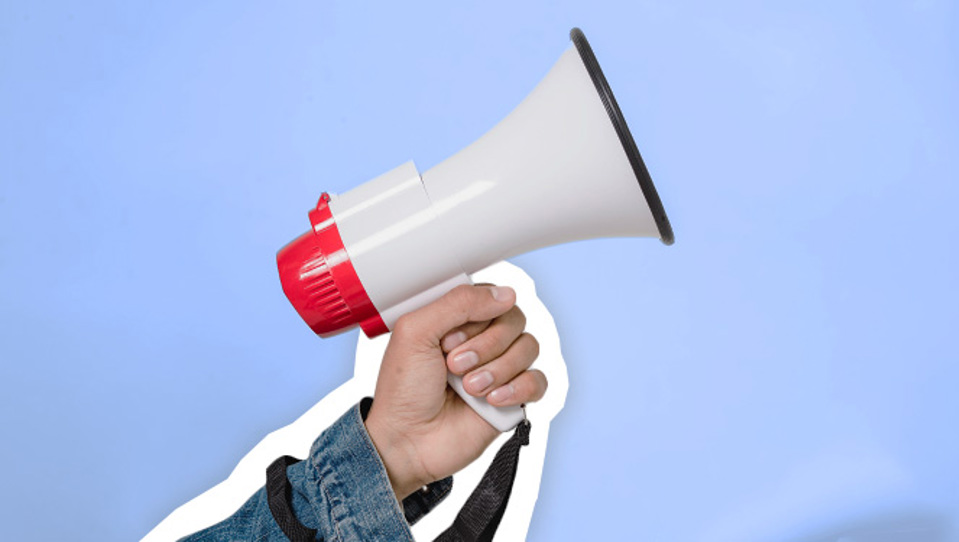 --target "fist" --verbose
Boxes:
[364,284,547,500]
